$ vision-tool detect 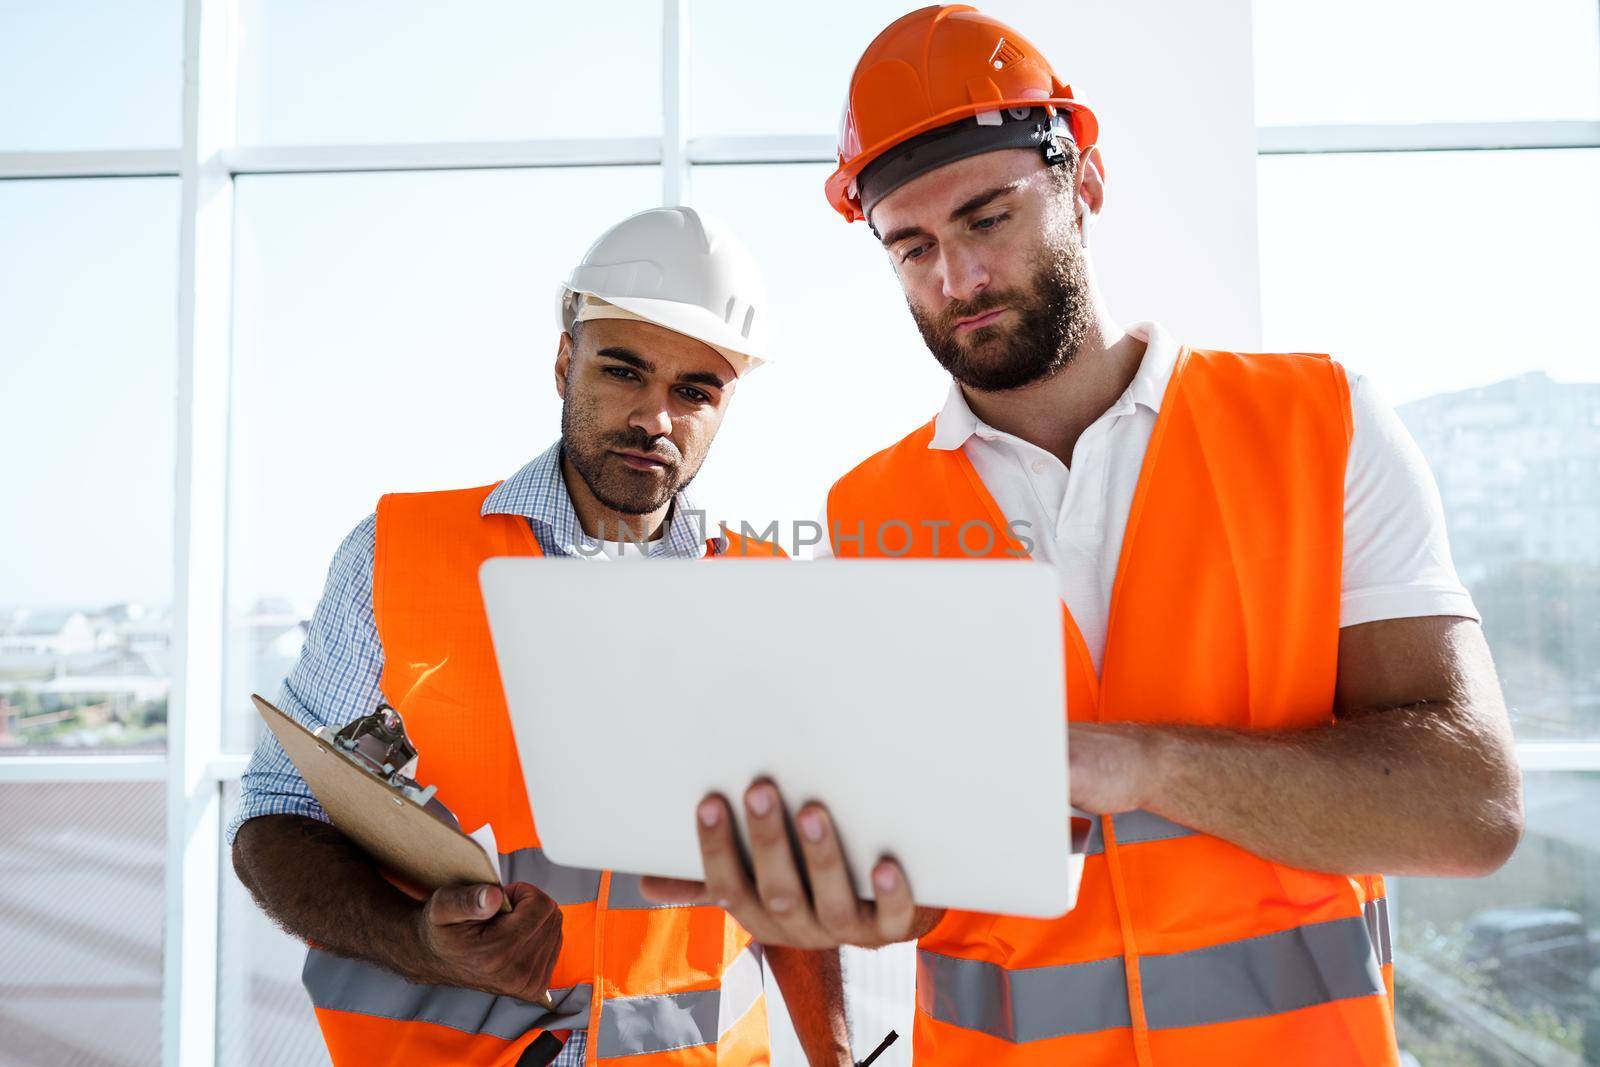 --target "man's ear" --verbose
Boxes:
[1077,144,1106,216]
[555,331,573,399]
